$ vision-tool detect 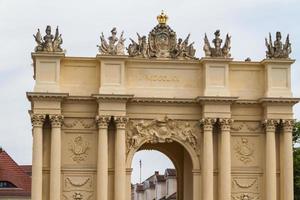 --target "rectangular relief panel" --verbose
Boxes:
[270,67,288,88]
[36,61,57,83]
[231,175,262,200]
[62,173,95,200]
[100,61,125,94]
[207,66,225,86]
[231,122,264,171]
[103,63,122,85]
[61,119,97,168]
[203,62,230,96]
